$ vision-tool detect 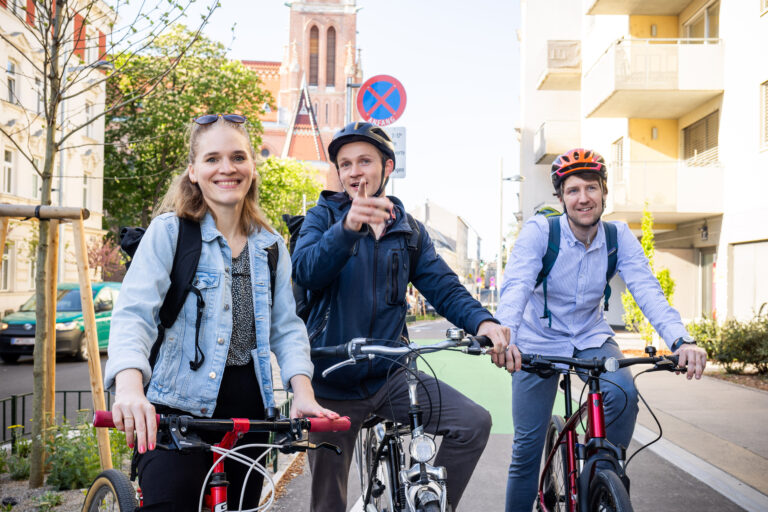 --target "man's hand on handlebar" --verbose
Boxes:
[477,321,513,369]
[674,344,707,380]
